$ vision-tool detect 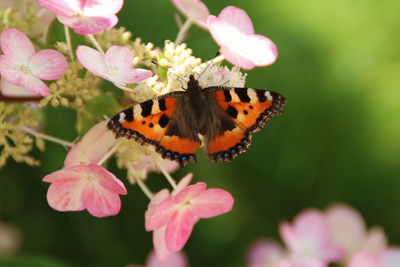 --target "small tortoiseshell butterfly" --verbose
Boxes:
[107,74,286,166]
